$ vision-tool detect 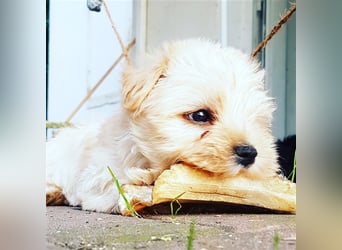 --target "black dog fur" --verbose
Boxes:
[276,135,296,182]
